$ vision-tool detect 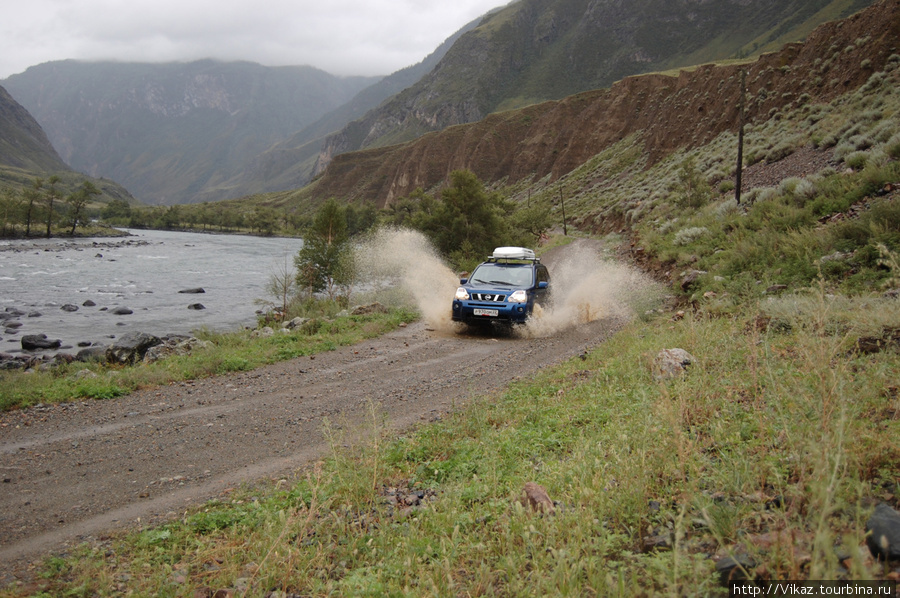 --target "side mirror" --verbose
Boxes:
[460,278,468,285]
[538,281,549,289]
